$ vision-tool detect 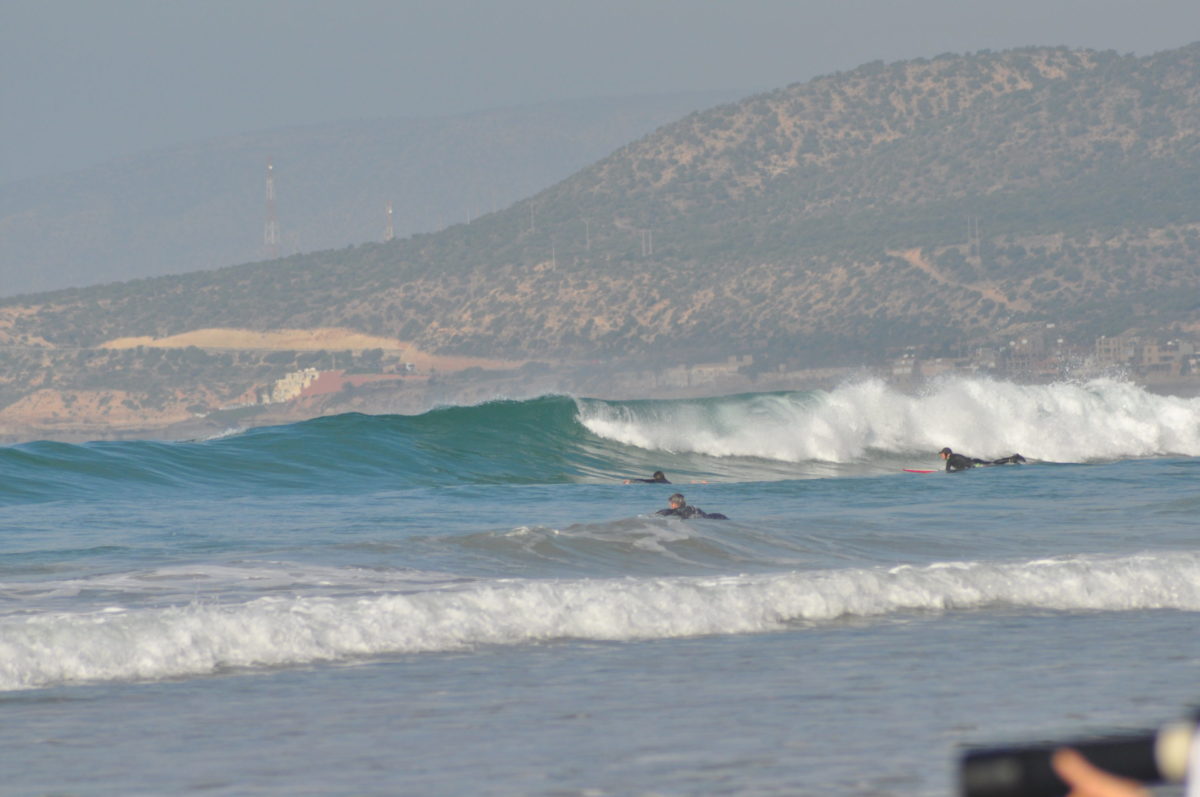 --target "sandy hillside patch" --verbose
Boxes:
[100,327,528,372]
[101,327,415,353]
[889,248,1027,311]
